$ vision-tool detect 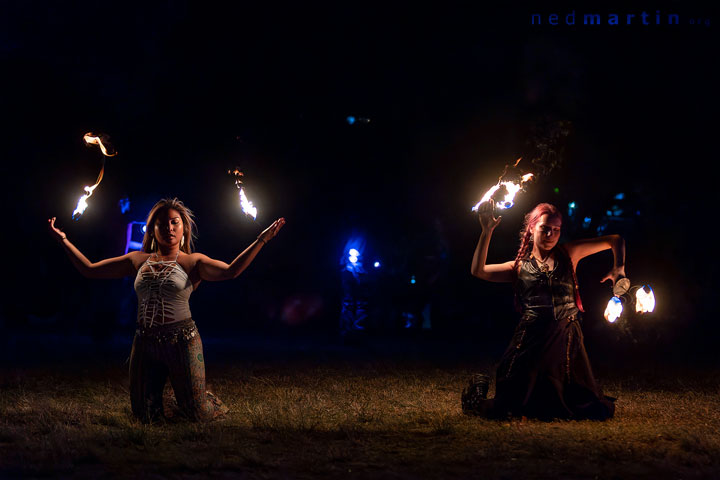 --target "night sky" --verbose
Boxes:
[1,1,717,356]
